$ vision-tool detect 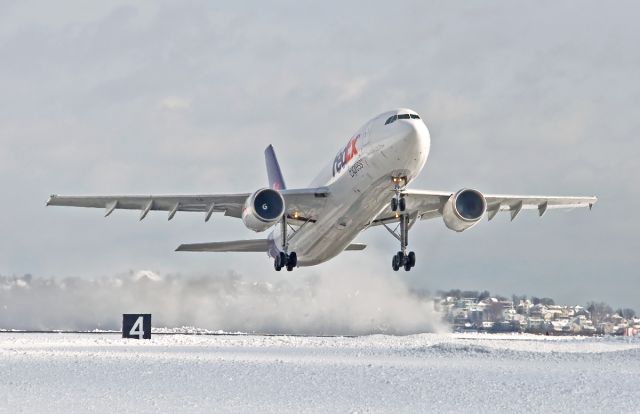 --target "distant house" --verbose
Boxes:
[546,319,572,335]
[529,304,547,318]
[572,315,596,335]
